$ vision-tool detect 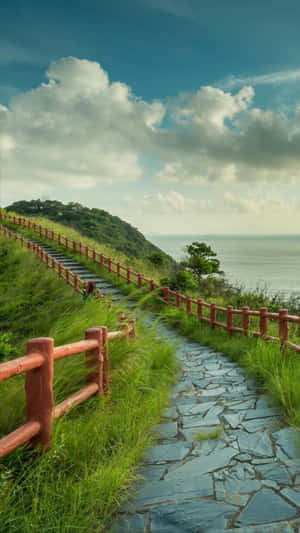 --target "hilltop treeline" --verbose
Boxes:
[6,199,173,263]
